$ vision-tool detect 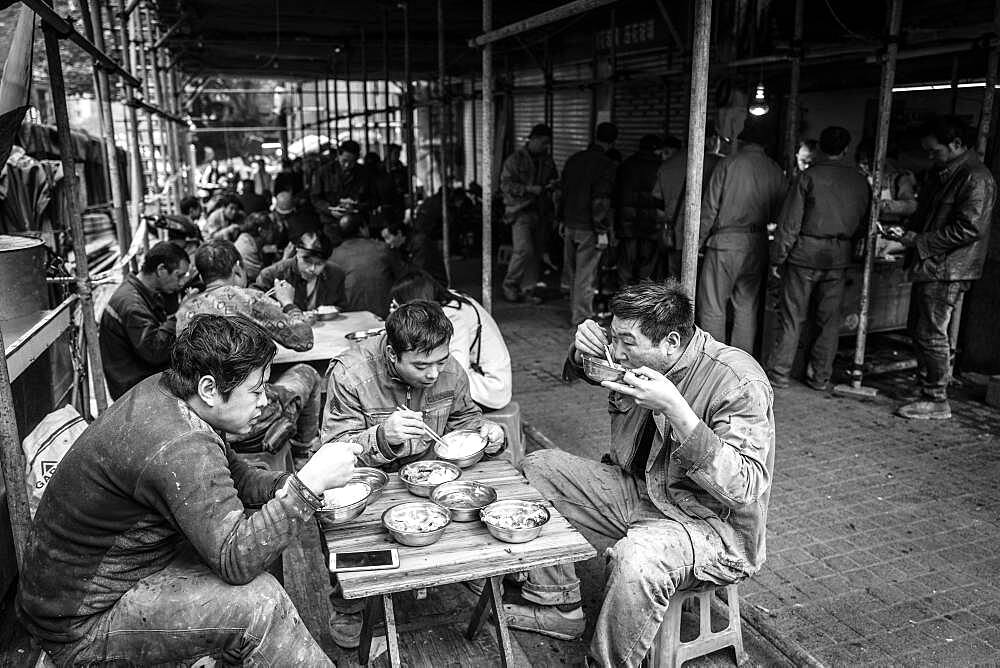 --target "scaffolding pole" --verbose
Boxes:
[977,0,1000,158]
[680,0,713,300]
[333,60,340,141]
[403,1,415,199]
[784,0,804,170]
[847,0,904,393]
[361,26,370,152]
[346,51,353,140]
[115,0,144,254]
[471,0,619,47]
[438,0,450,283]
[481,0,494,312]
[383,8,391,147]
[42,23,109,416]
[324,77,333,143]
